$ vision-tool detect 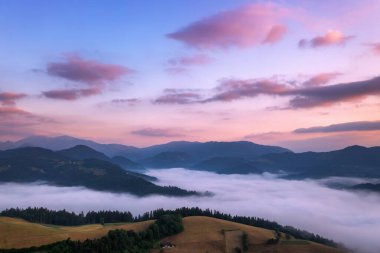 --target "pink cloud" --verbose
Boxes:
[0,106,30,117]
[47,54,132,85]
[43,88,101,100]
[369,43,380,56]
[168,54,212,66]
[262,25,287,44]
[303,72,341,86]
[0,92,27,106]
[299,30,354,48]
[167,3,289,49]
[0,106,56,140]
